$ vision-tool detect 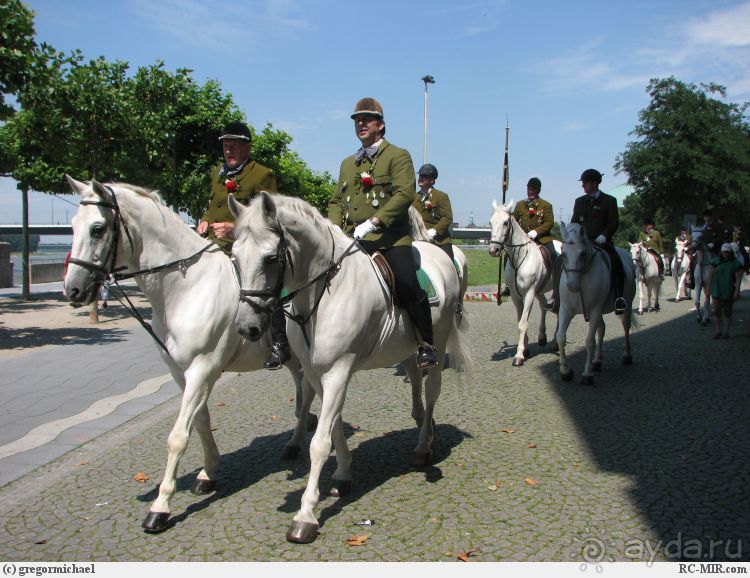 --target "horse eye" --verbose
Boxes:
[264,255,278,265]
[91,224,105,238]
